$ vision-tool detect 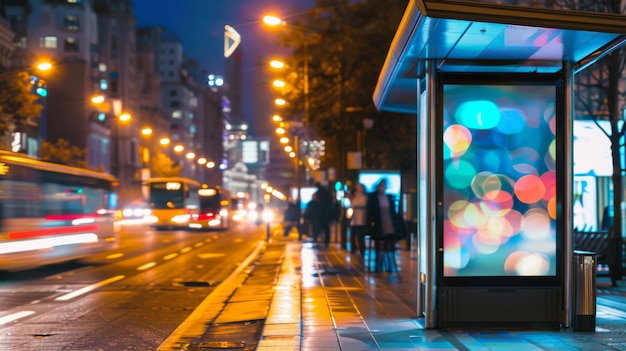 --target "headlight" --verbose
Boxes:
[247,210,259,222]
[262,209,274,222]
[143,215,158,223]
[171,214,191,224]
